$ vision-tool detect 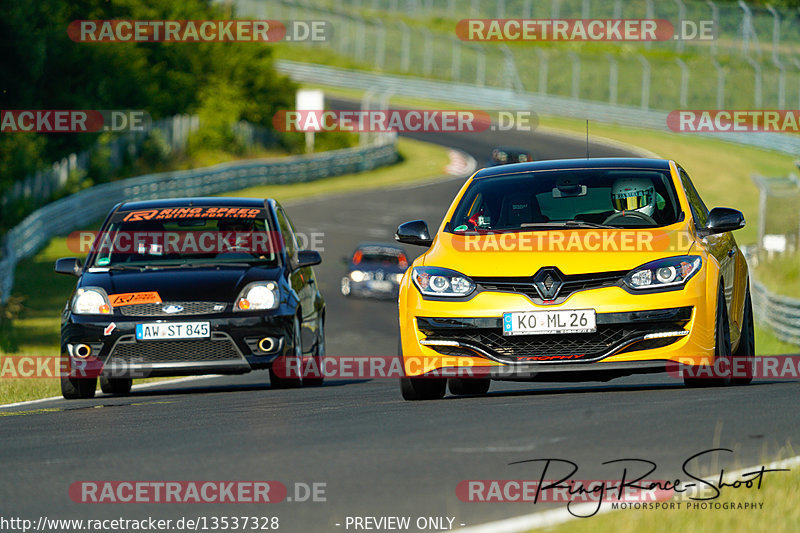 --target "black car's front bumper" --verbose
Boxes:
[61,309,295,379]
